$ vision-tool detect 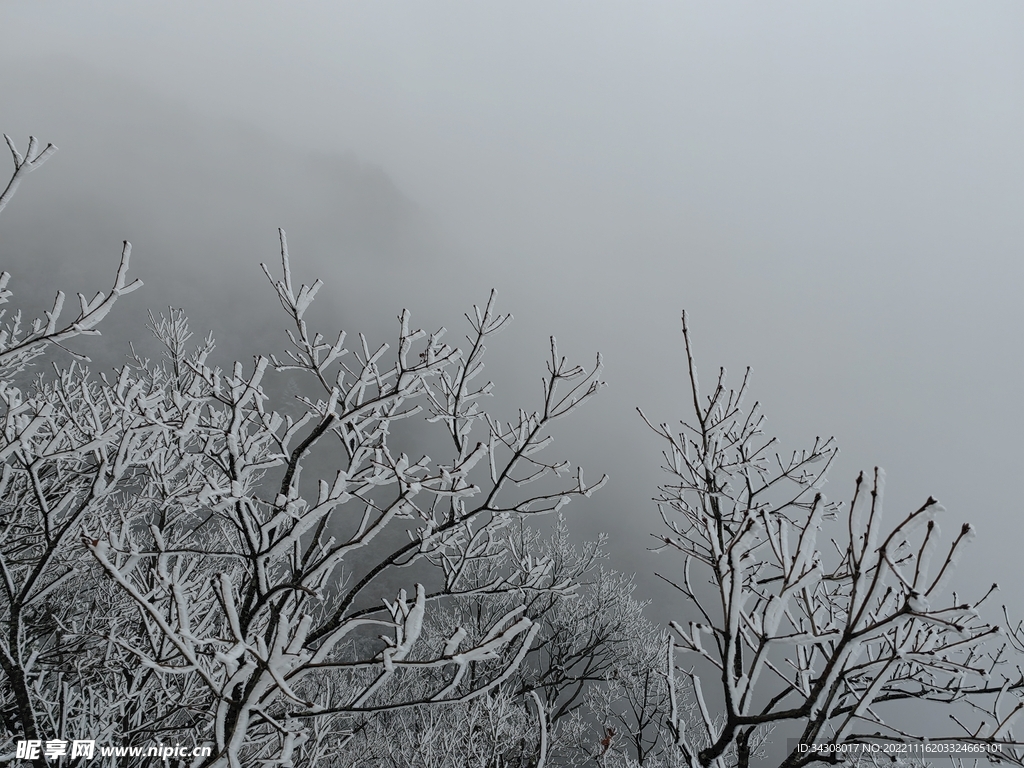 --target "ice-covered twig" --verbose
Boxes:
[0,134,57,216]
